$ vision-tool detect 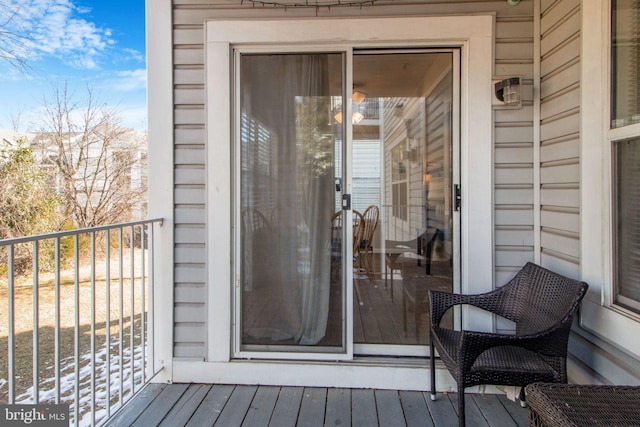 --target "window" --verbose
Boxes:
[391,140,408,221]
[614,138,640,313]
[612,0,640,314]
[612,0,640,128]
[580,0,640,357]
